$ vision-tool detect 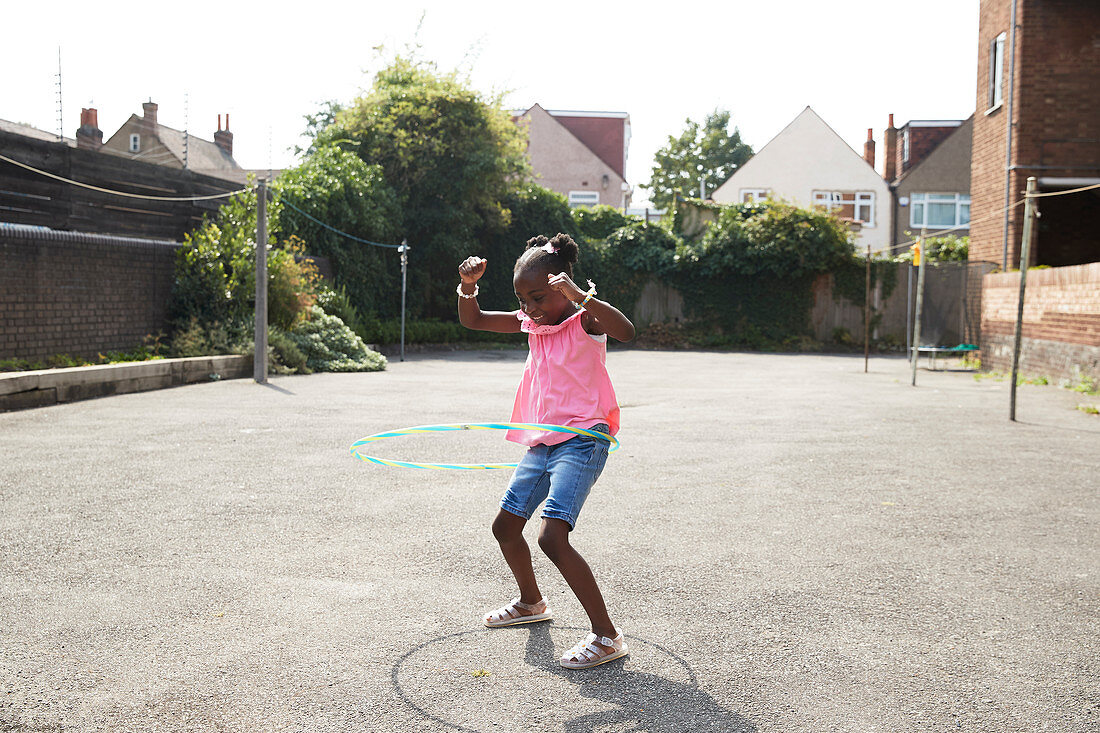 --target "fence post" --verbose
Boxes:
[911,228,927,386]
[1010,177,1038,421]
[254,178,268,383]
[399,238,408,363]
[864,244,871,373]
